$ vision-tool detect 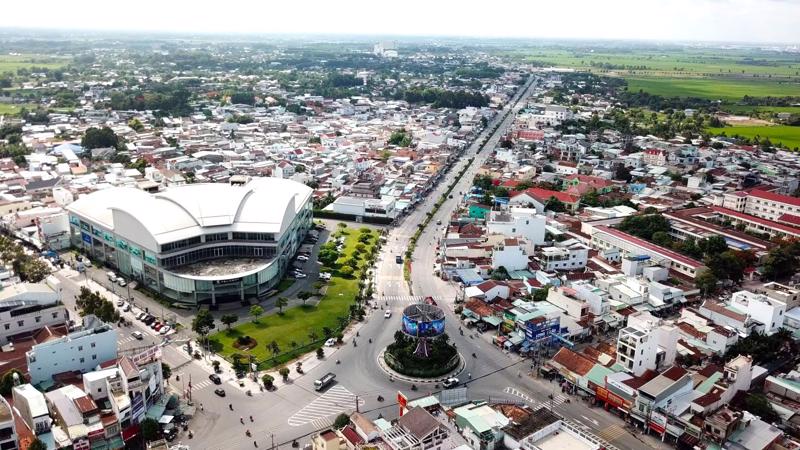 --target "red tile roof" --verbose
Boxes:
[711,206,800,237]
[594,225,705,269]
[750,189,800,208]
[778,213,800,227]
[340,425,364,445]
[512,188,579,205]
[662,366,688,381]
[551,347,594,376]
